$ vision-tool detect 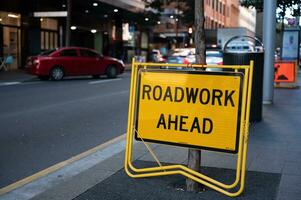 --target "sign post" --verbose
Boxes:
[125,60,253,197]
